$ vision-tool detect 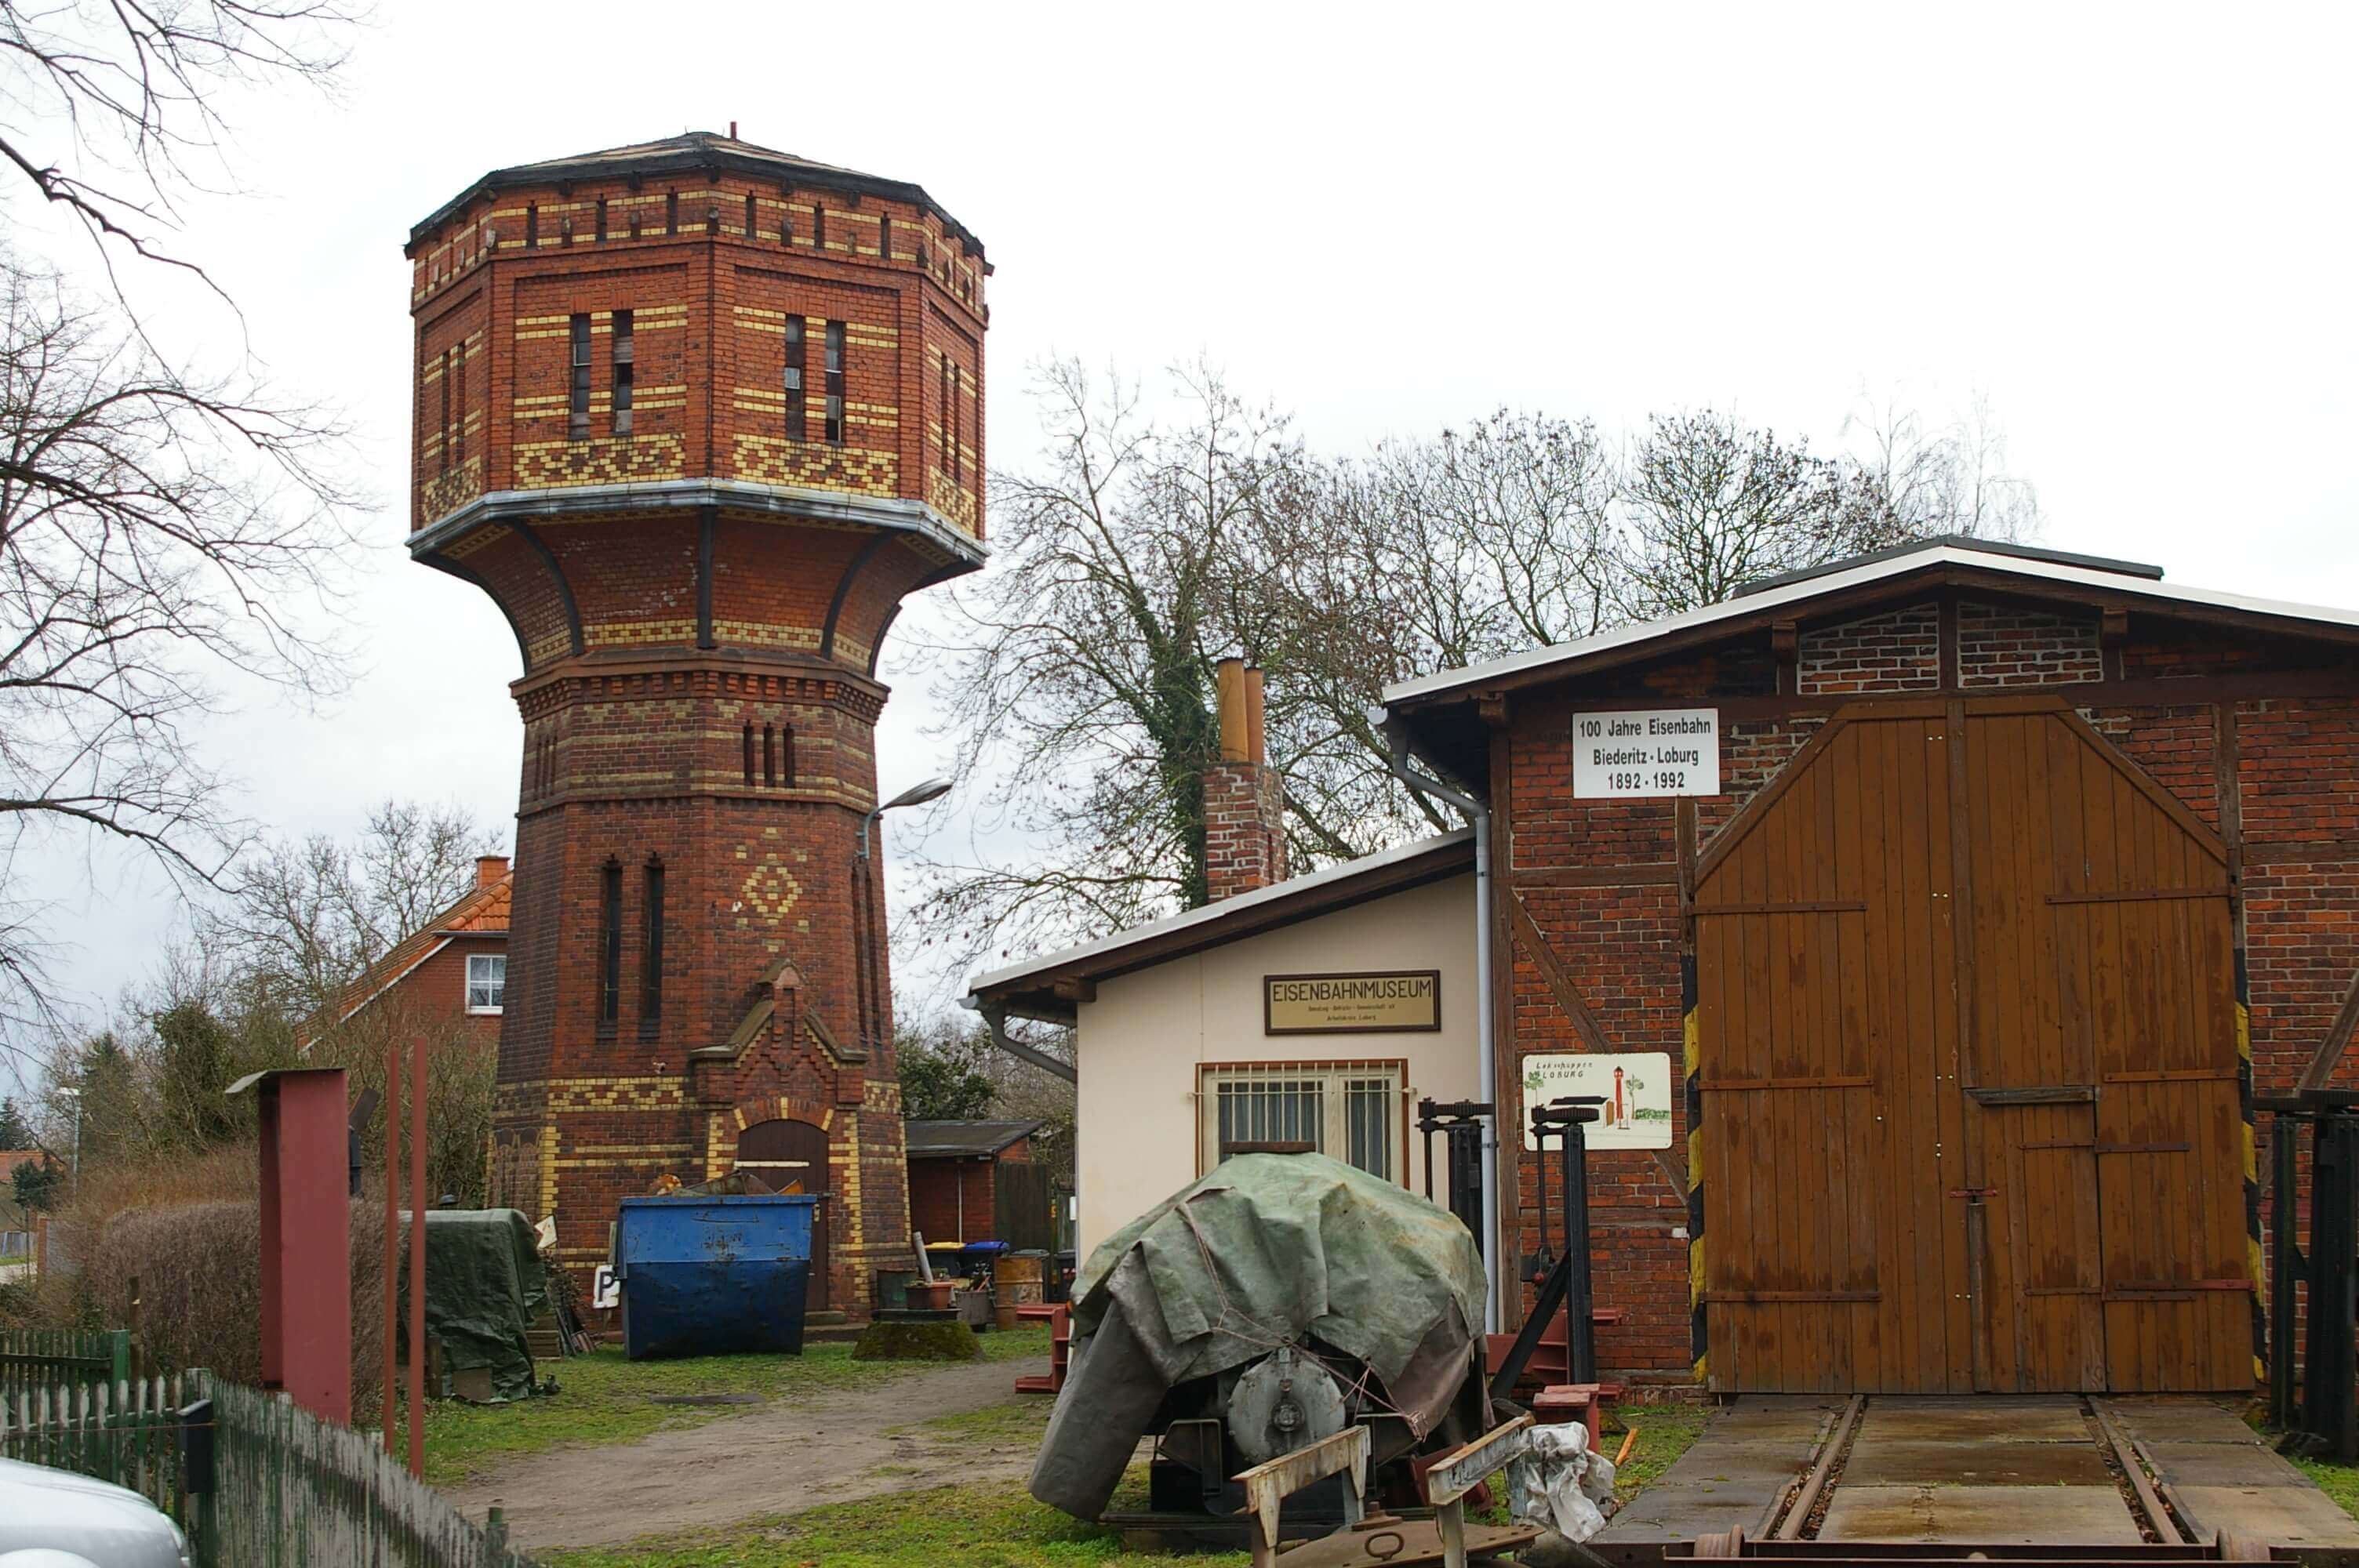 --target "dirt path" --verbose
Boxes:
[443,1353,1049,1553]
